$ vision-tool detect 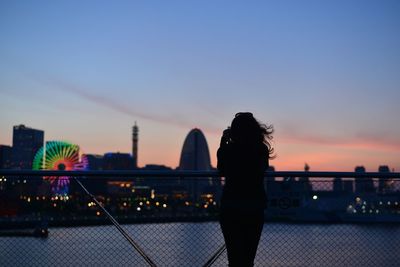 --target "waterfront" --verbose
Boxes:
[1,222,399,267]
